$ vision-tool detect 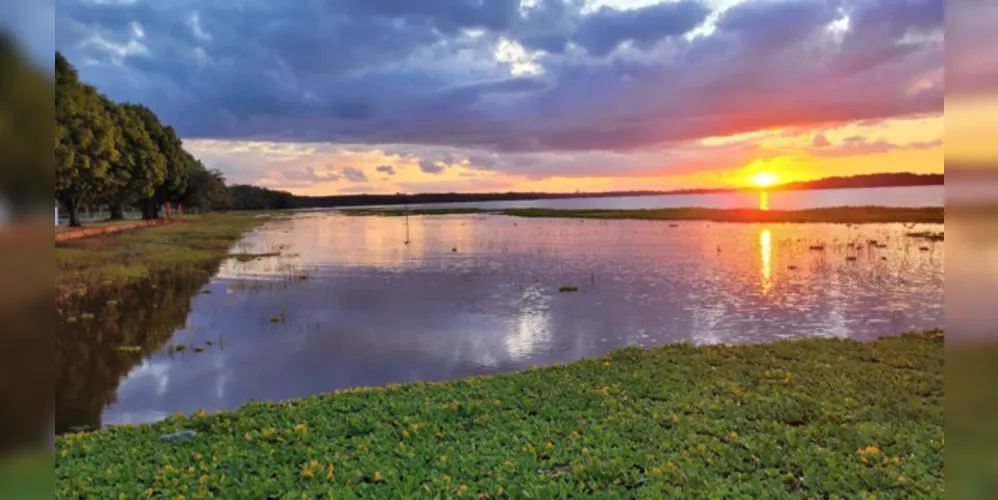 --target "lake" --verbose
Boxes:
[55,207,945,433]
[358,185,944,211]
